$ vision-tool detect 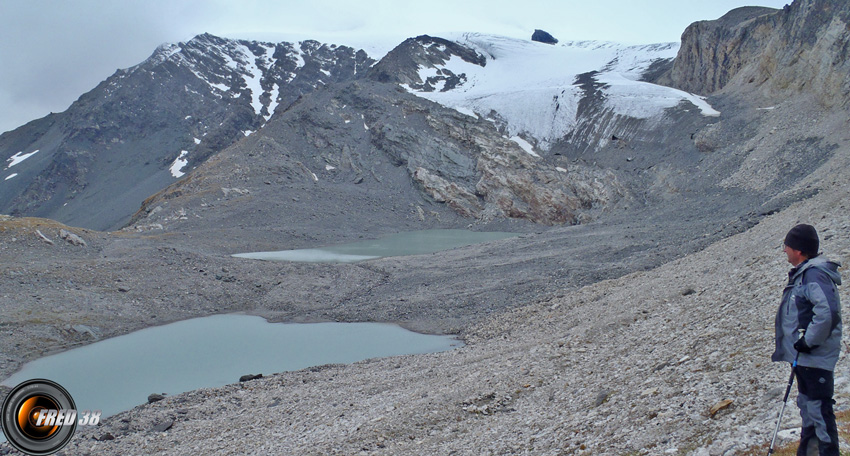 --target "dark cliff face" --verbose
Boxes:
[0,34,374,231]
[665,0,850,105]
